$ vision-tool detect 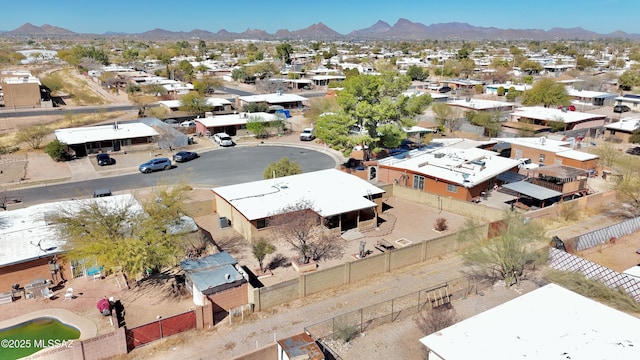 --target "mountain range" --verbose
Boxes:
[2,19,639,41]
